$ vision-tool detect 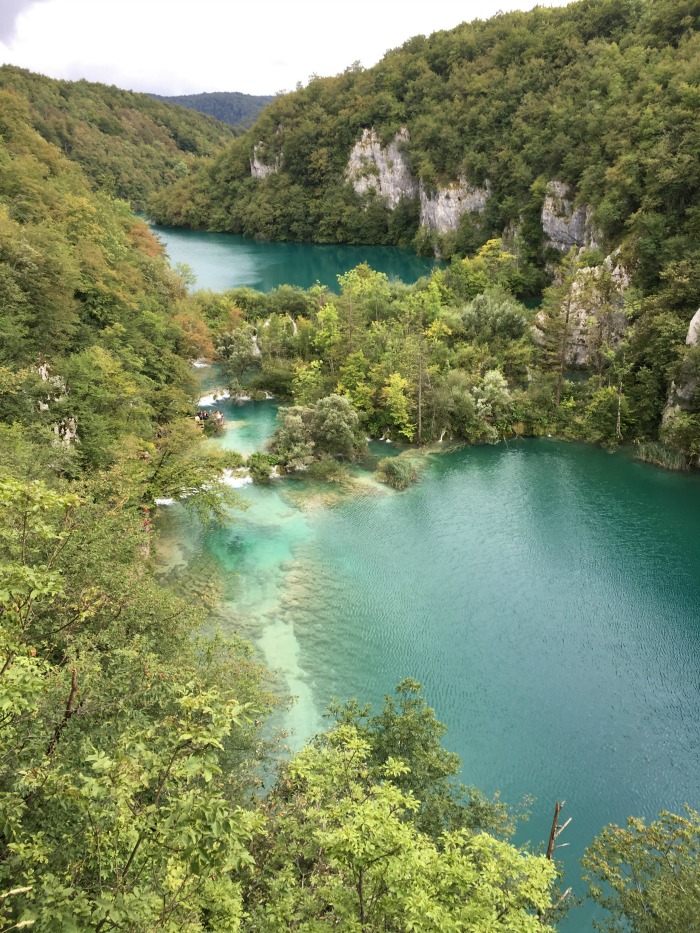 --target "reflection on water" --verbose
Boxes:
[156,401,700,932]
[149,223,441,292]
